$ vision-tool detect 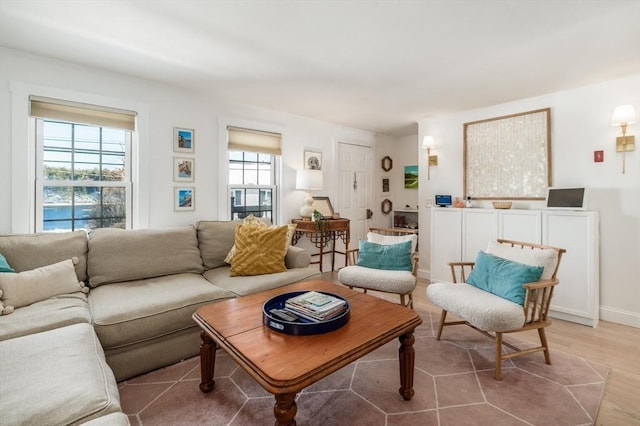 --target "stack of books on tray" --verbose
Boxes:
[285,291,347,322]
